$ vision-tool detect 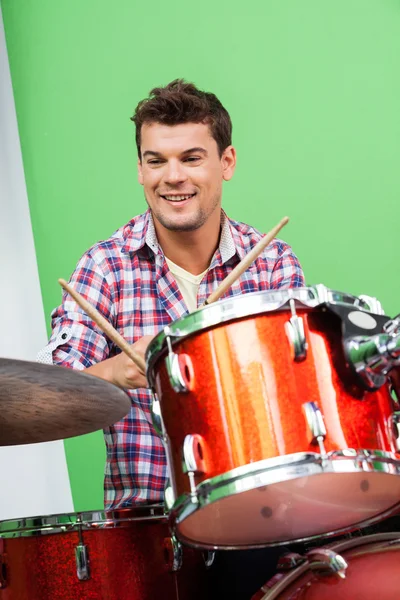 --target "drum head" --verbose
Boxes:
[174,469,400,549]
